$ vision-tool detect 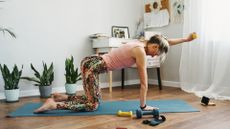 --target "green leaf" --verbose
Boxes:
[21,77,41,86]
[23,62,54,86]
[30,64,40,79]
[64,56,82,84]
[0,64,23,90]
[0,28,16,38]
